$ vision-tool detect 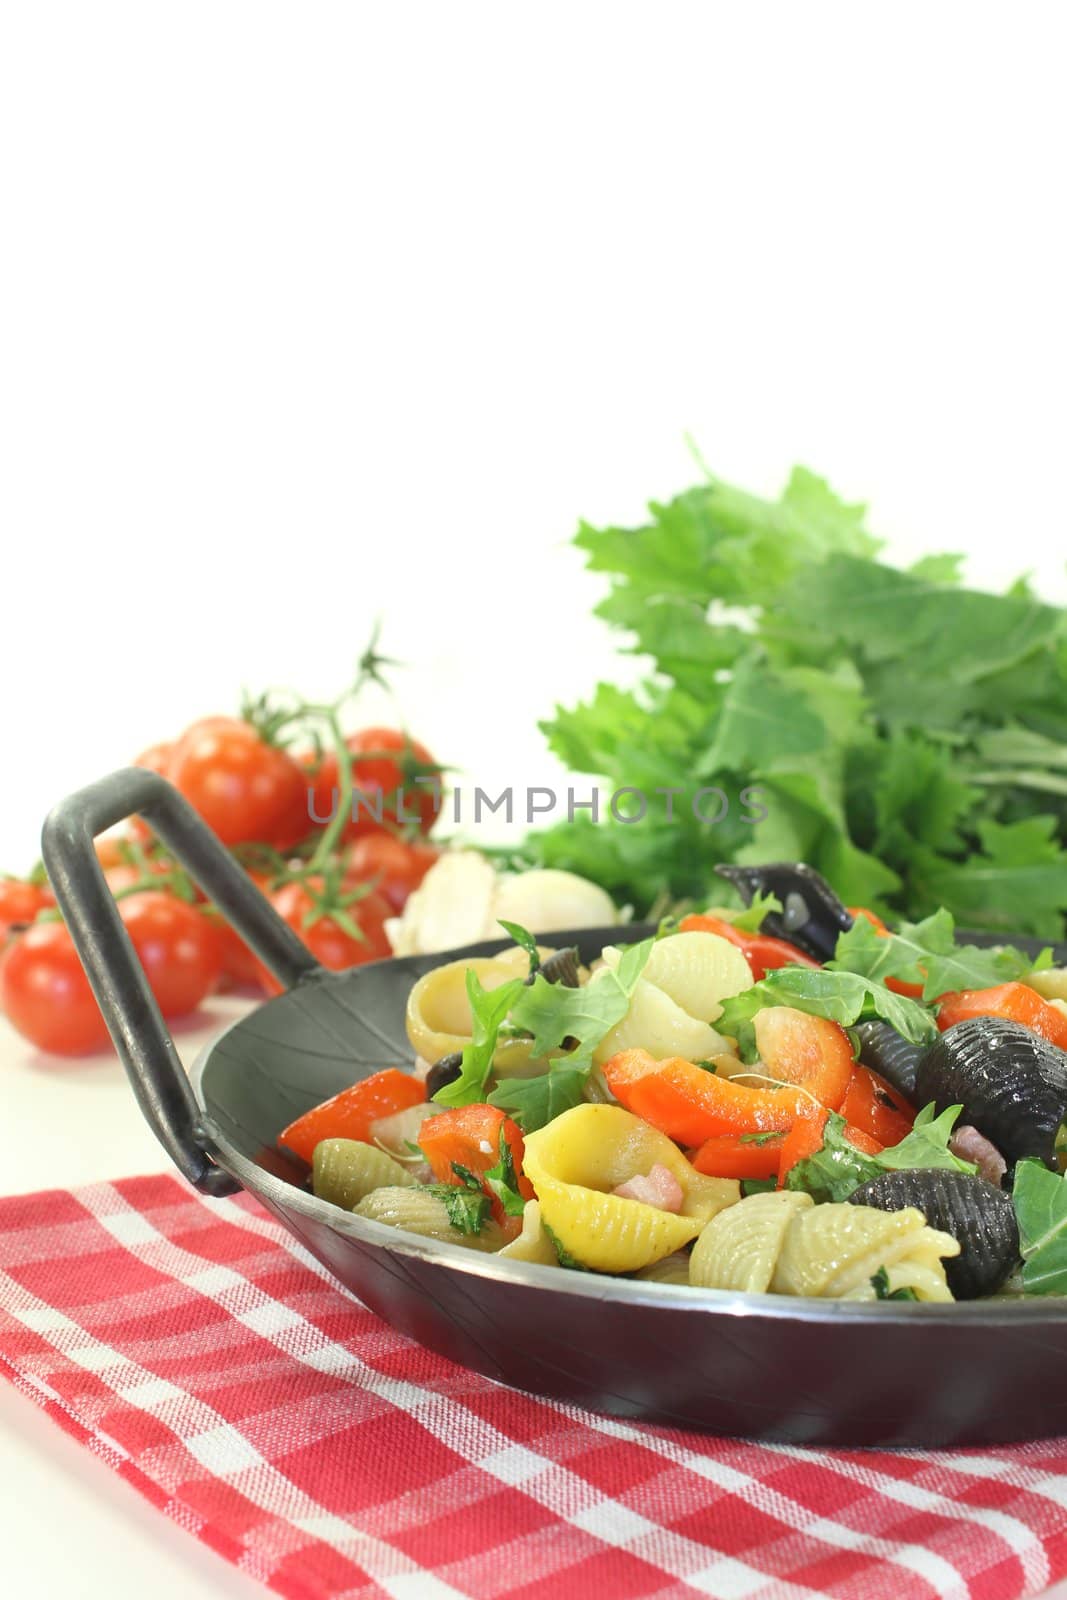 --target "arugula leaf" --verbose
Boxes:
[429,1184,490,1236]
[1013,1159,1067,1295]
[507,936,653,1059]
[542,1221,588,1271]
[874,1104,976,1175]
[716,965,938,1061]
[740,1177,779,1197]
[785,1104,974,1204]
[489,1066,589,1133]
[497,919,540,977]
[431,973,525,1109]
[721,891,784,935]
[784,1115,882,1202]
[870,1266,919,1301]
[521,462,1067,941]
[483,1125,528,1218]
[829,909,1036,1003]
[489,937,655,1132]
